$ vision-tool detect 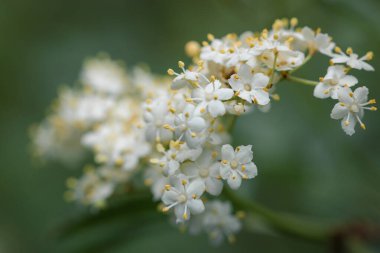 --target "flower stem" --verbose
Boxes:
[285,75,319,86]
[269,52,278,85]
[223,188,332,243]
